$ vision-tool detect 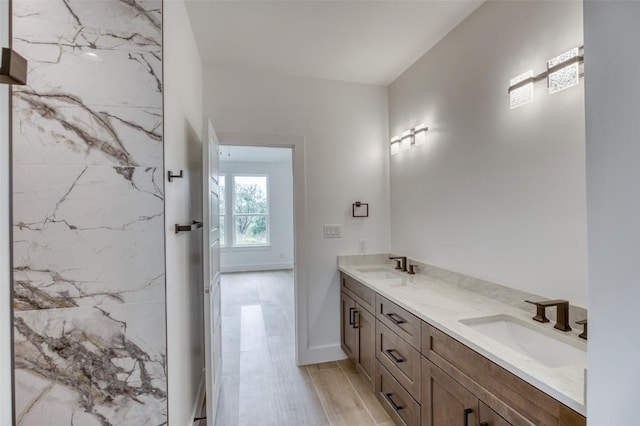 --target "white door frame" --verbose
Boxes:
[217,133,308,365]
